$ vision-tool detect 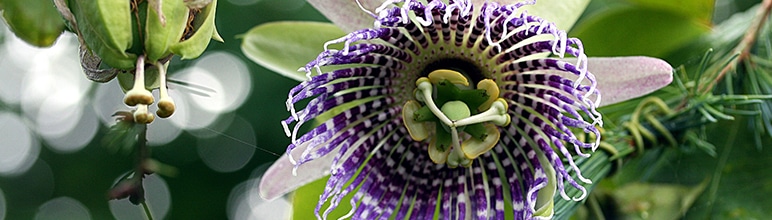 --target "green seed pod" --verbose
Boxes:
[170,0,222,59]
[2,0,65,47]
[144,0,190,61]
[68,0,136,69]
